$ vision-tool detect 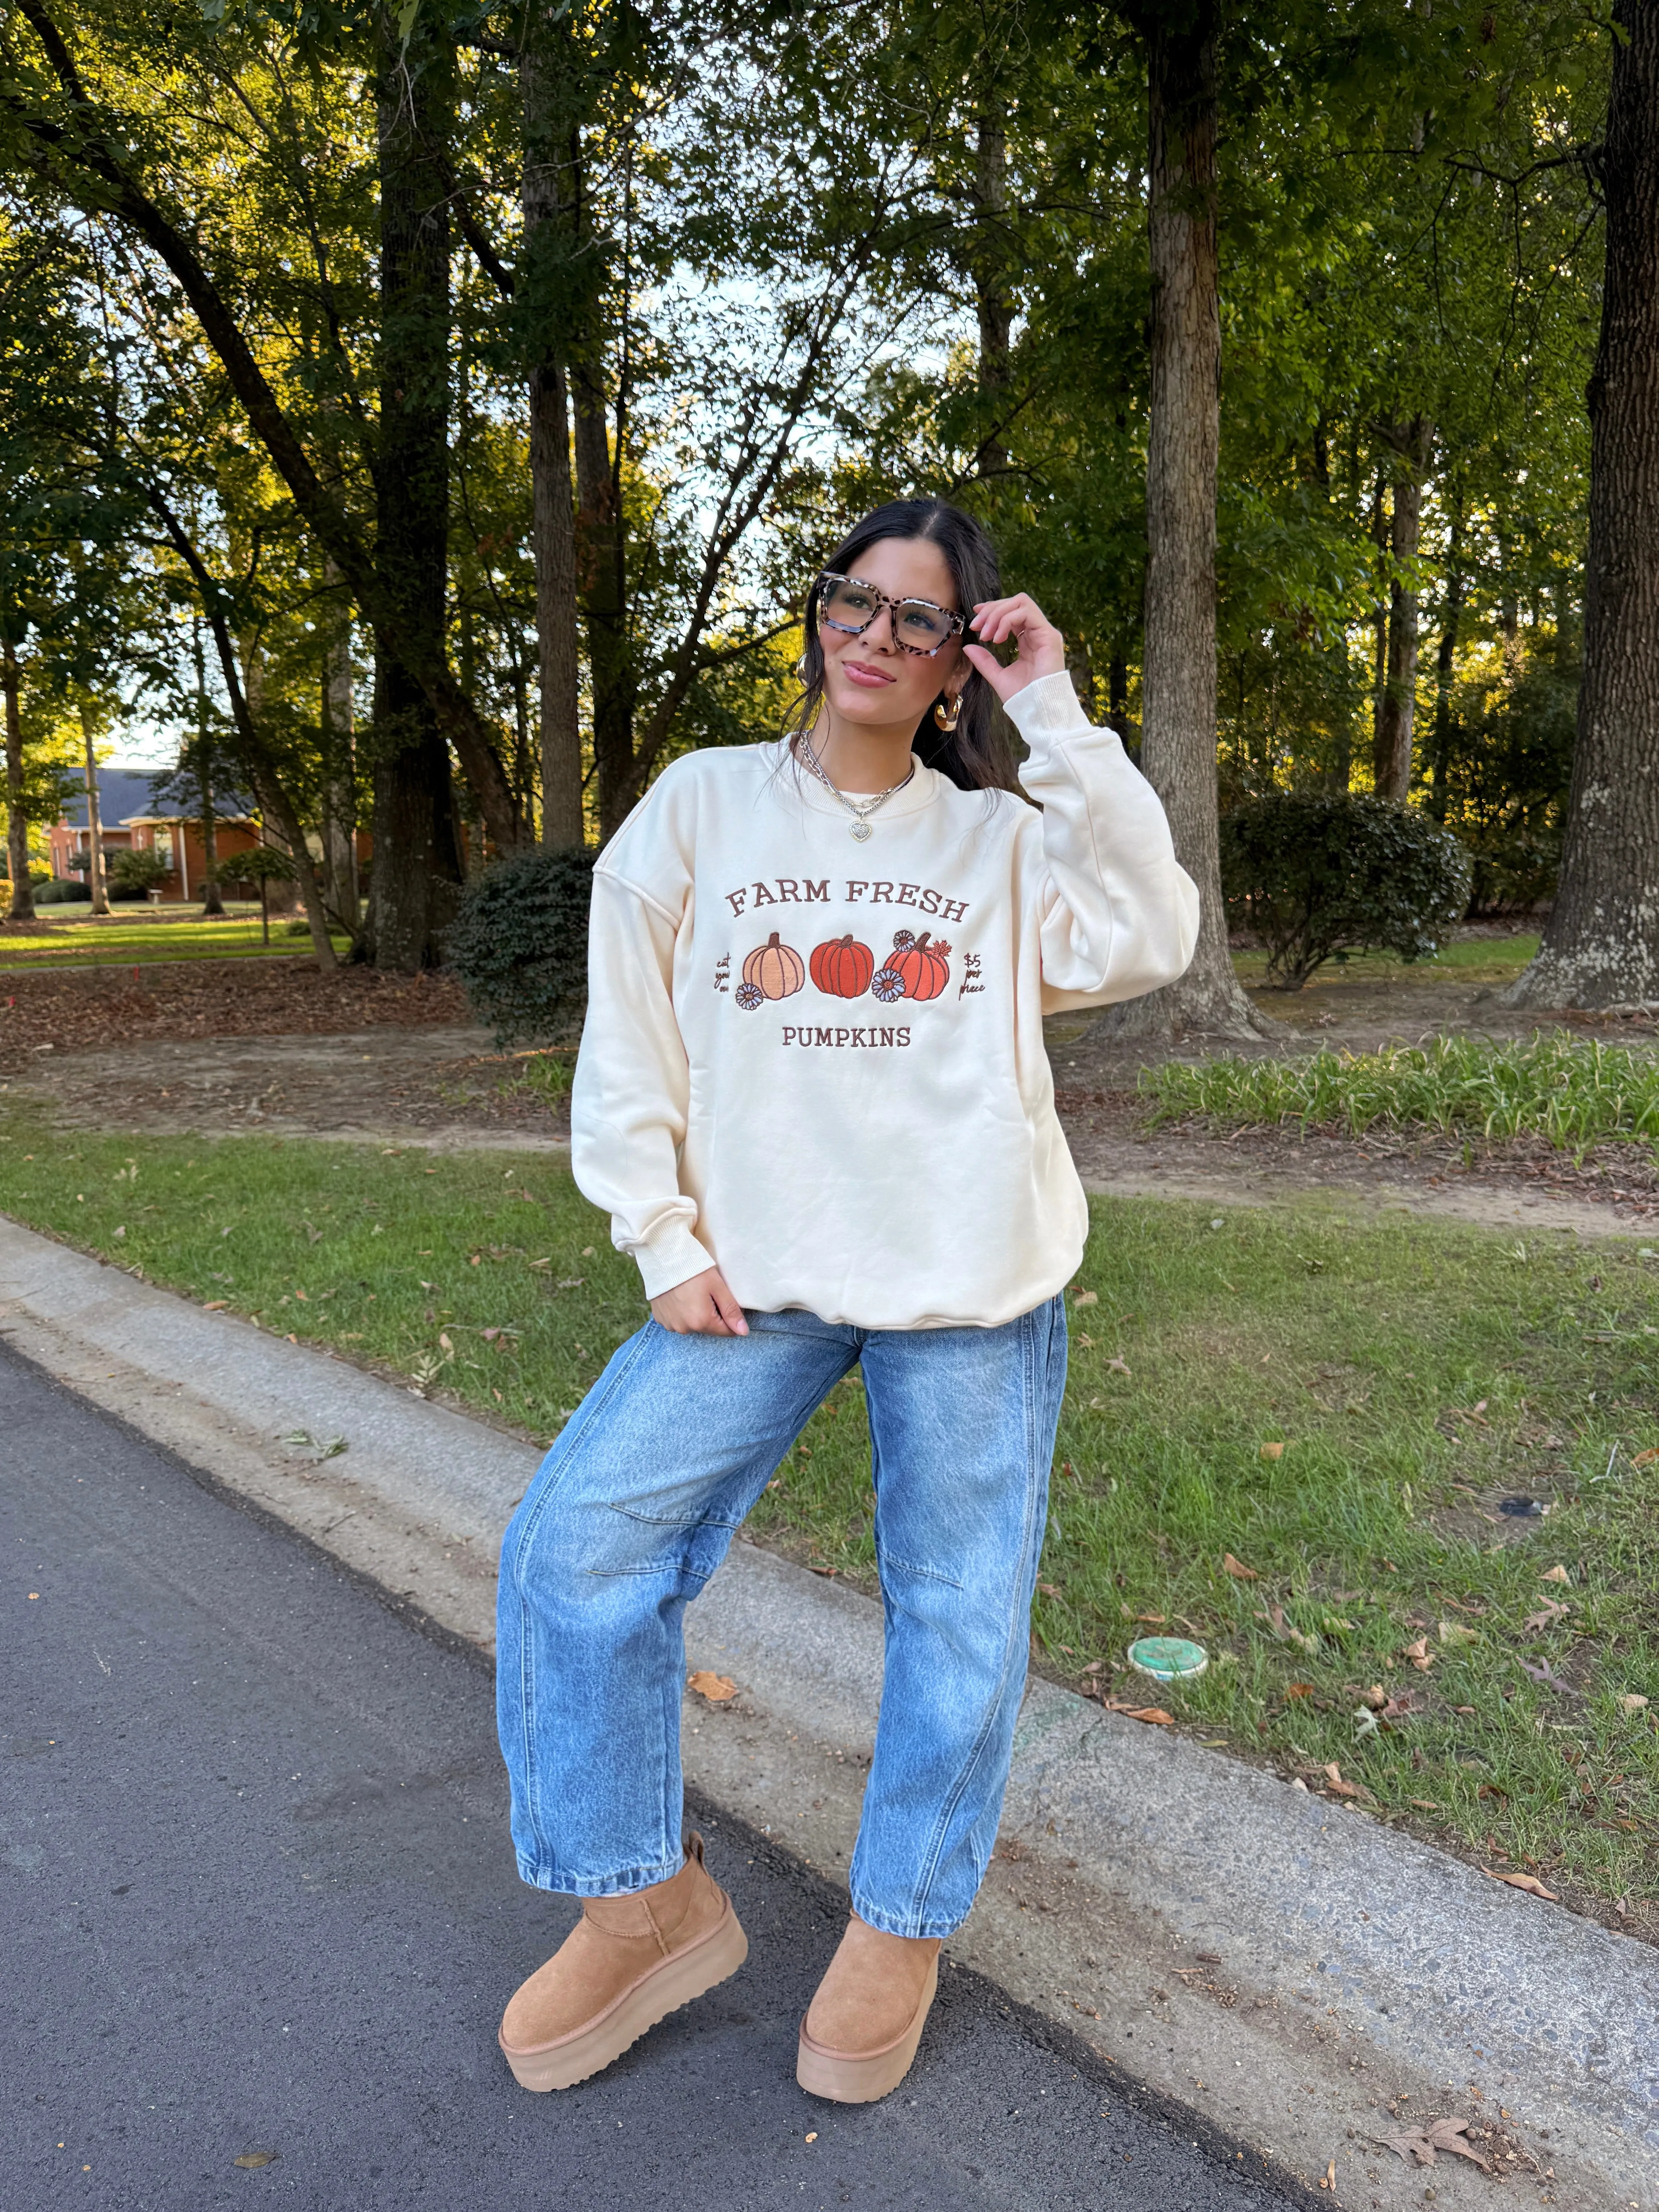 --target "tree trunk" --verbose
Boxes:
[199,755,222,916]
[972,107,1013,477]
[79,704,108,916]
[320,560,359,935]
[574,355,635,840]
[192,619,225,916]
[1374,417,1432,802]
[3,636,32,921]
[1429,488,1465,824]
[1369,467,1389,769]
[238,645,338,968]
[366,14,466,970]
[1505,0,1659,1008]
[1095,0,1267,1042]
[522,41,586,851]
